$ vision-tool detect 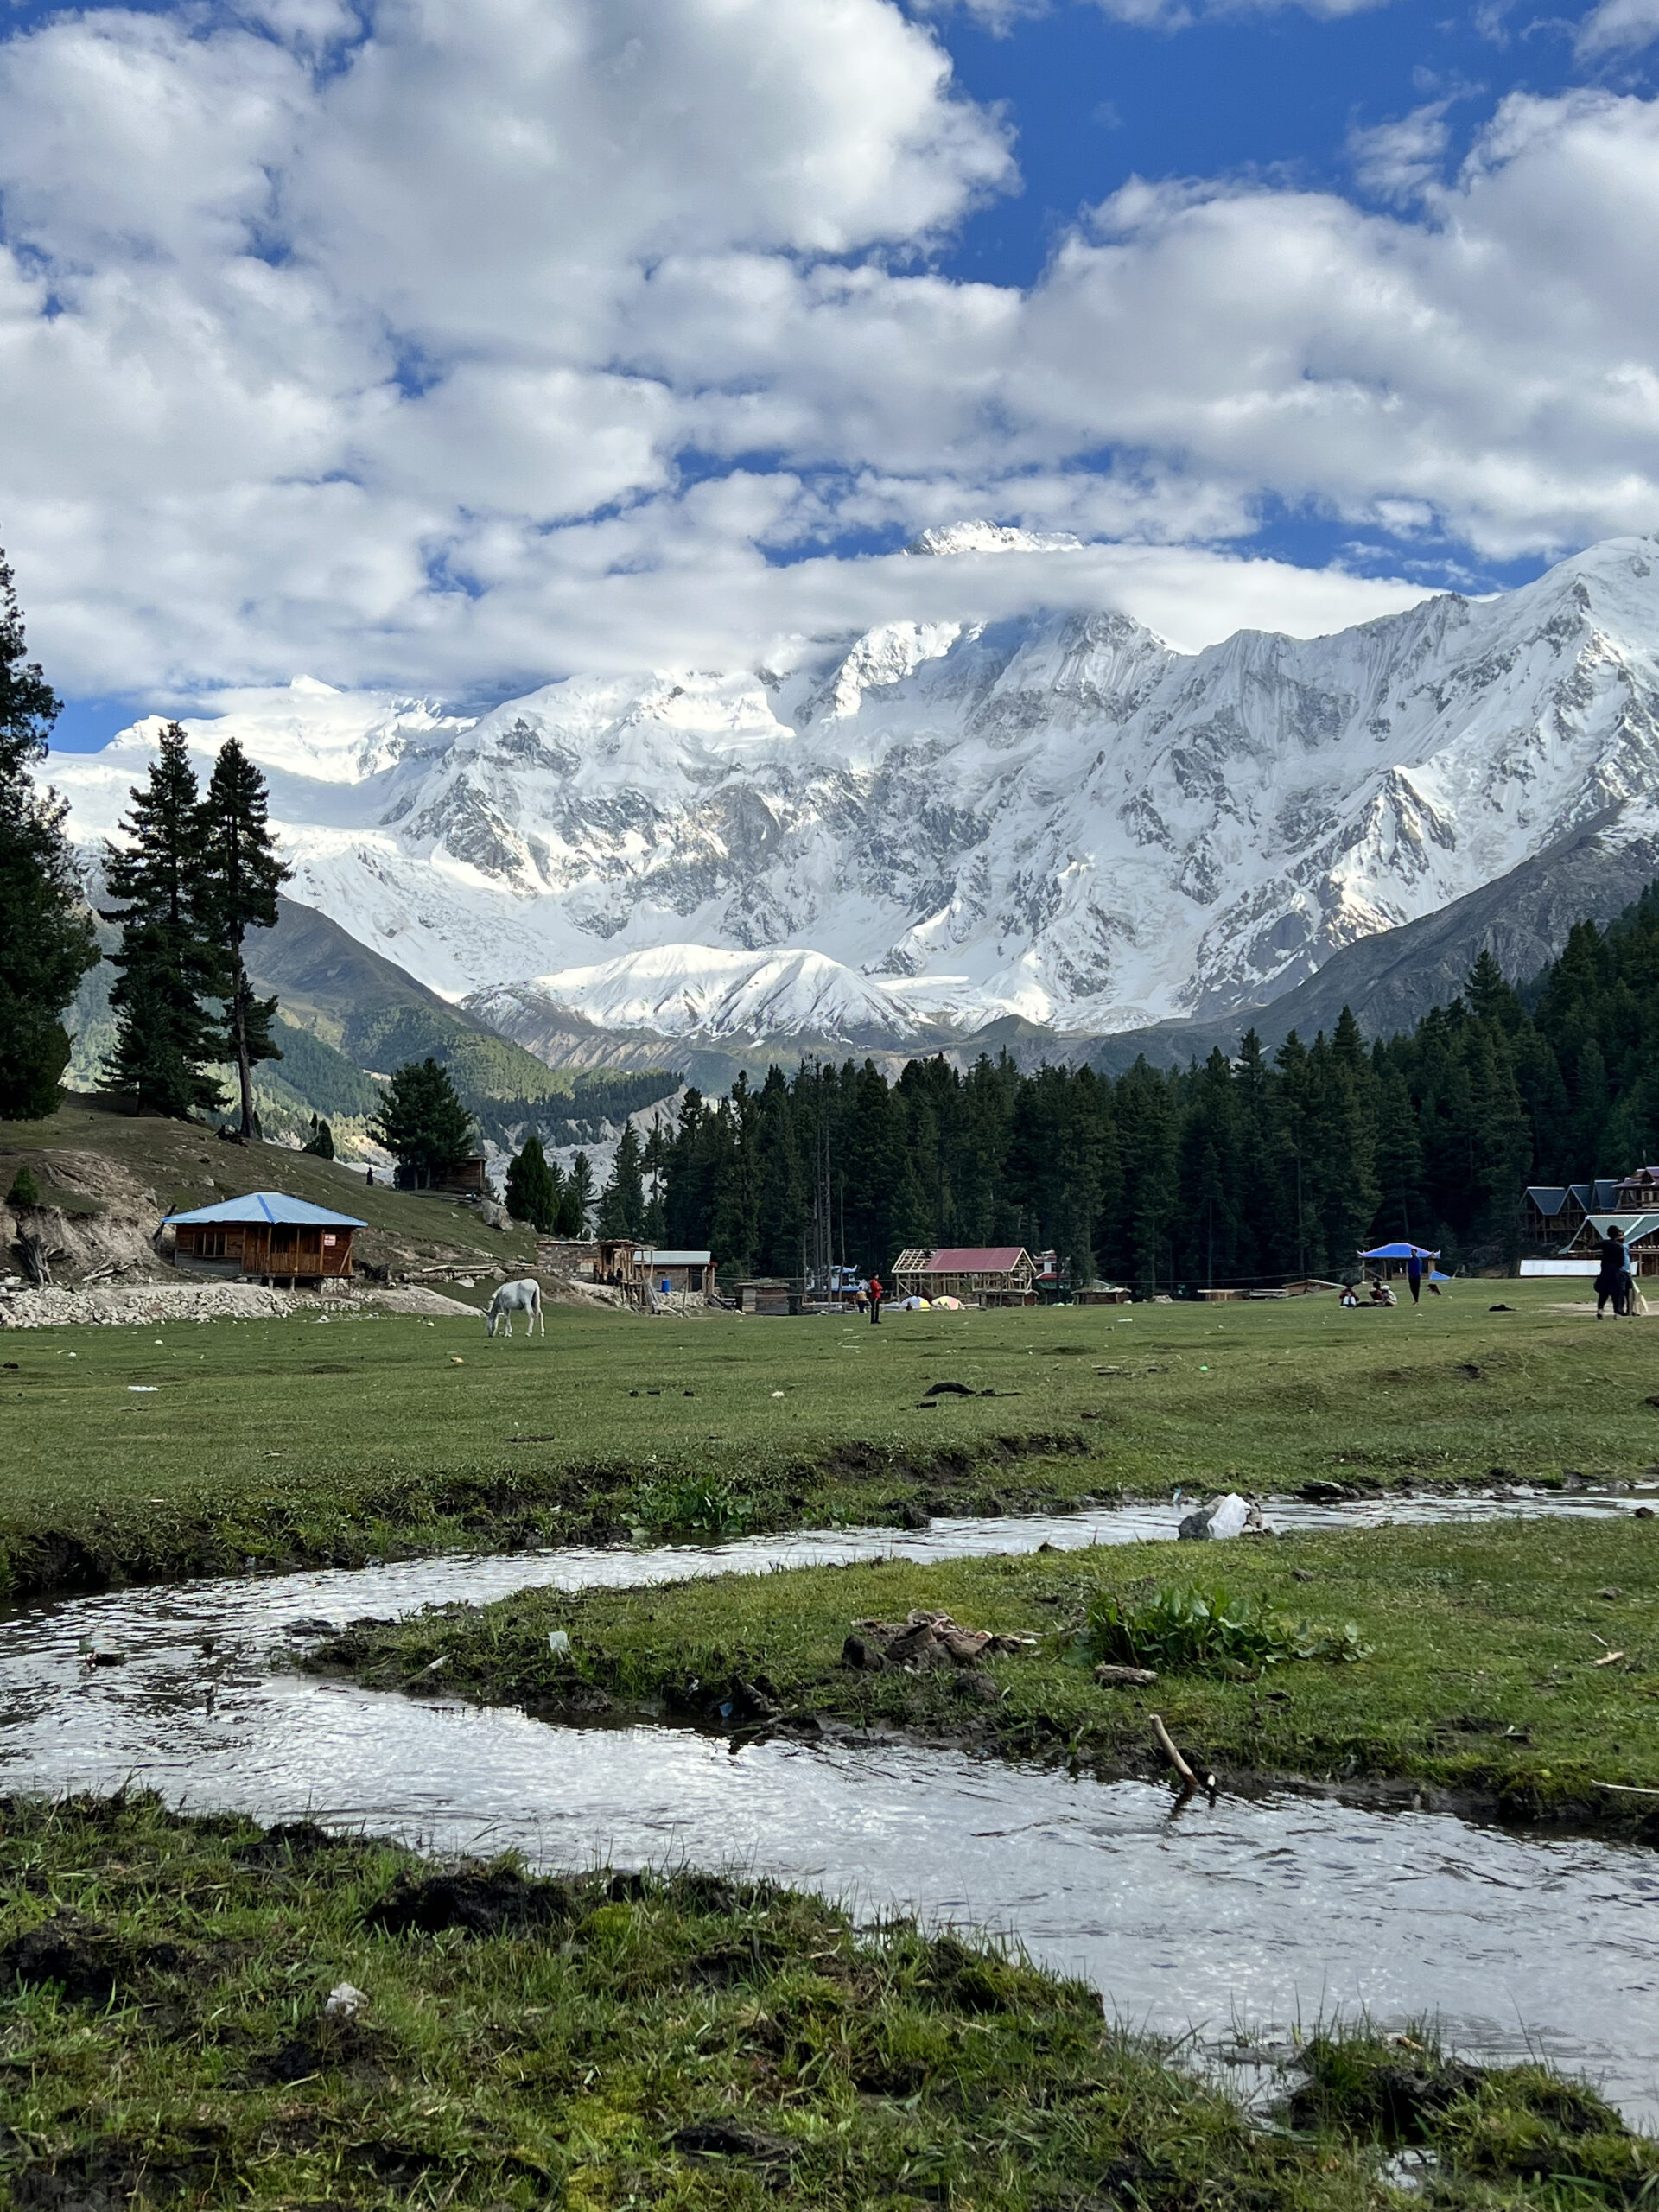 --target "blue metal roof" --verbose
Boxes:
[163,1192,367,1229]
[1359,1241,1440,1259]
